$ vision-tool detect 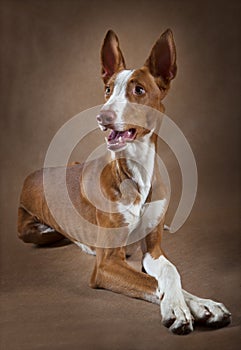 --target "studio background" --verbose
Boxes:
[0,0,240,349]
